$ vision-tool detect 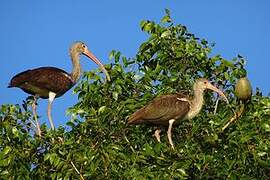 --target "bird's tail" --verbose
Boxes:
[127,109,144,125]
[7,83,13,88]
[127,117,137,125]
